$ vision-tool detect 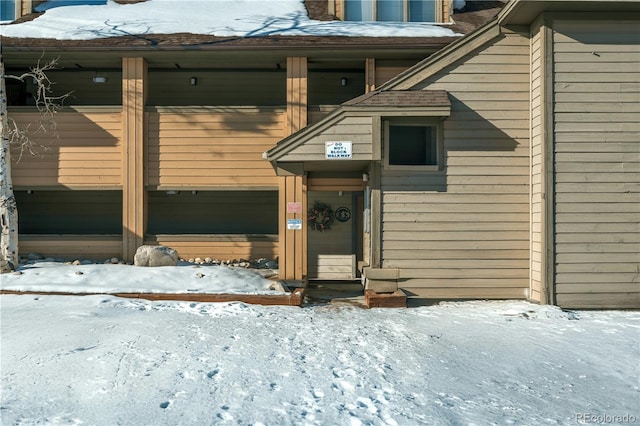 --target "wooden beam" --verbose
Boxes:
[286,57,308,135]
[0,288,306,306]
[122,57,147,261]
[542,17,555,305]
[278,57,309,281]
[365,58,376,93]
